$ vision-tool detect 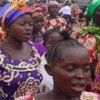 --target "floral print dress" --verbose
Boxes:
[45,16,67,31]
[0,45,43,100]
